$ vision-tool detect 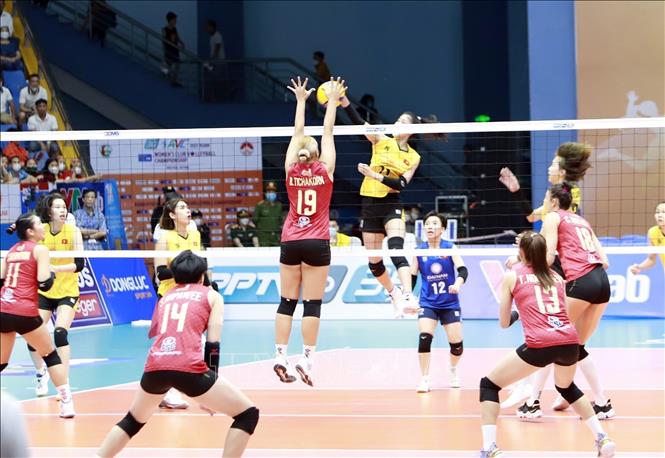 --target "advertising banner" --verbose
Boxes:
[210,250,664,320]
